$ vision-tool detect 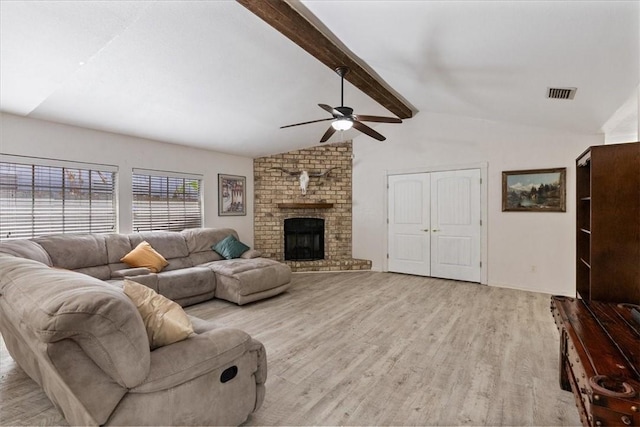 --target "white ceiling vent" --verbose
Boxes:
[547,87,577,100]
